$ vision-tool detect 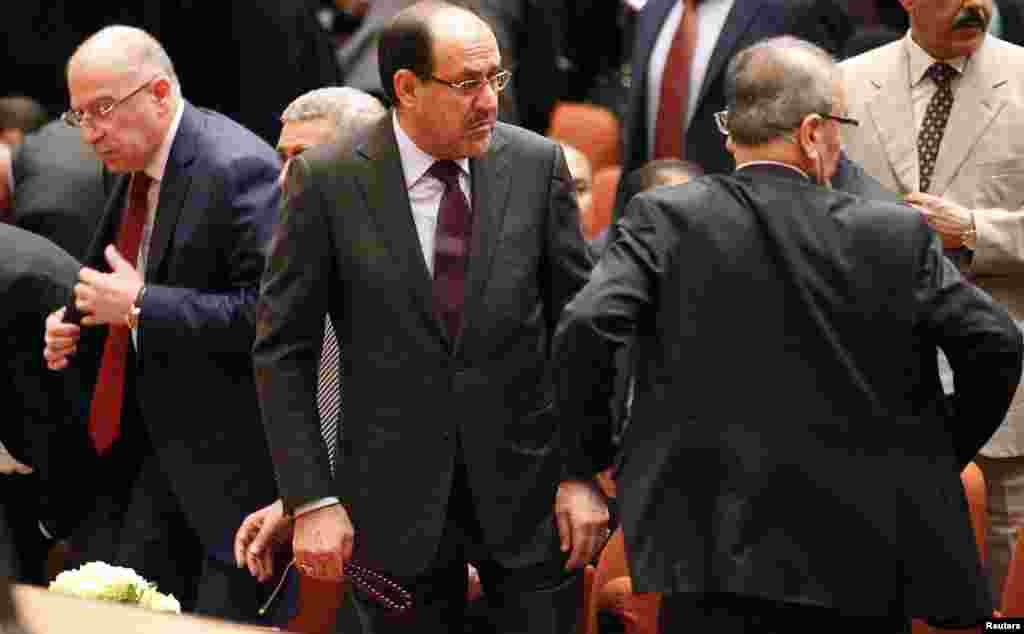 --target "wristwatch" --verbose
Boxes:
[126,286,146,331]
[961,213,978,251]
